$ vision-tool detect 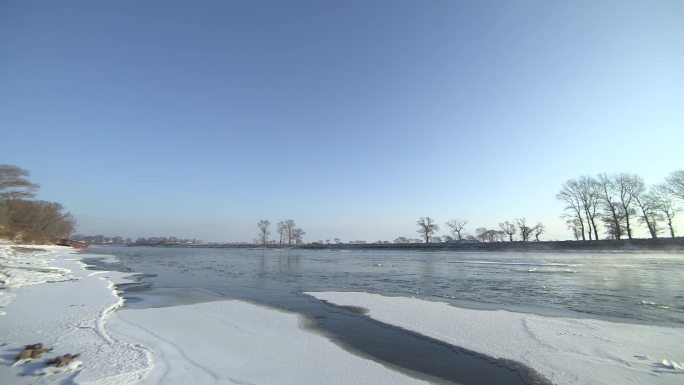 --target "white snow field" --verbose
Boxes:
[306,291,684,385]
